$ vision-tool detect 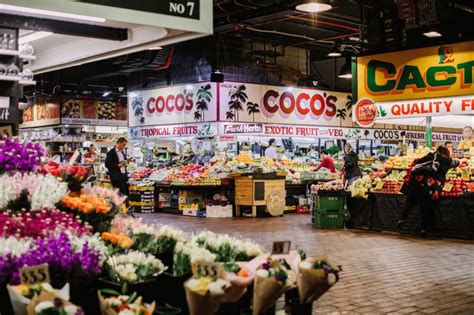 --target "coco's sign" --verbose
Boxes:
[357,41,474,102]
[219,83,351,127]
[128,83,217,127]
